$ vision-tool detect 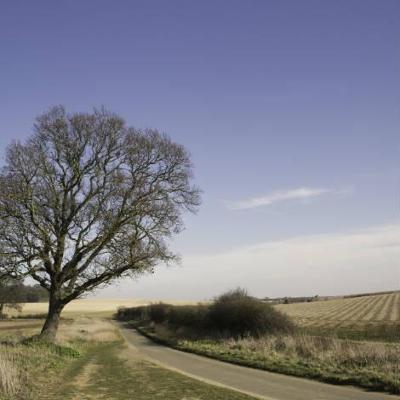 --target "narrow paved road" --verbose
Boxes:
[118,324,400,400]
